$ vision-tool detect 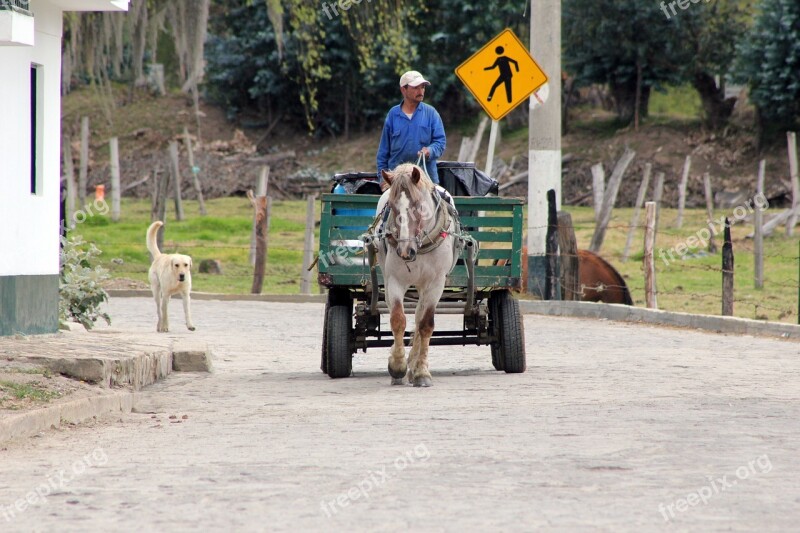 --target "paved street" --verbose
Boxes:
[0,297,798,532]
